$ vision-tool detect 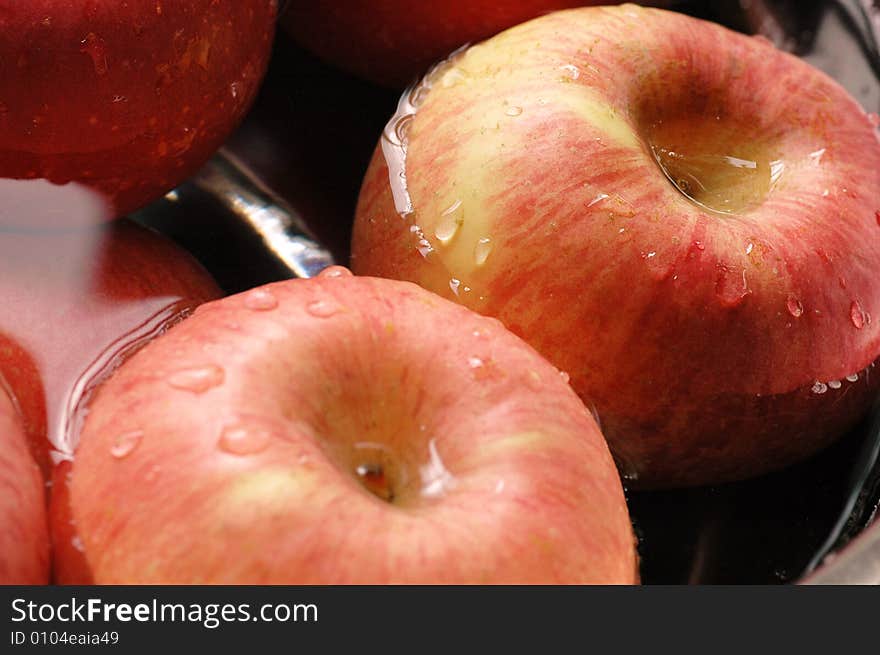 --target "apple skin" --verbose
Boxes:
[282,0,664,88]
[56,271,637,584]
[0,0,277,225]
[0,218,222,478]
[351,6,880,487]
[0,388,49,584]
